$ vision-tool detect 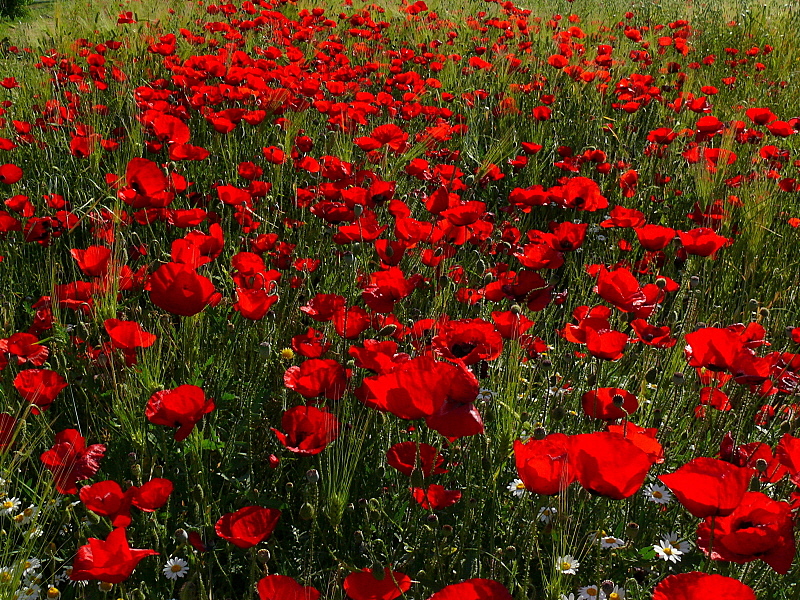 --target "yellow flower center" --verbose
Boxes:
[652,490,663,499]
[1,501,13,510]
[560,561,571,571]
[0,572,11,583]
[23,508,34,517]
[12,514,24,523]
[587,589,598,597]
[515,482,525,490]
[171,564,183,573]
[663,546,673,555]
[609,594,620,600]
[47,588,60,599]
